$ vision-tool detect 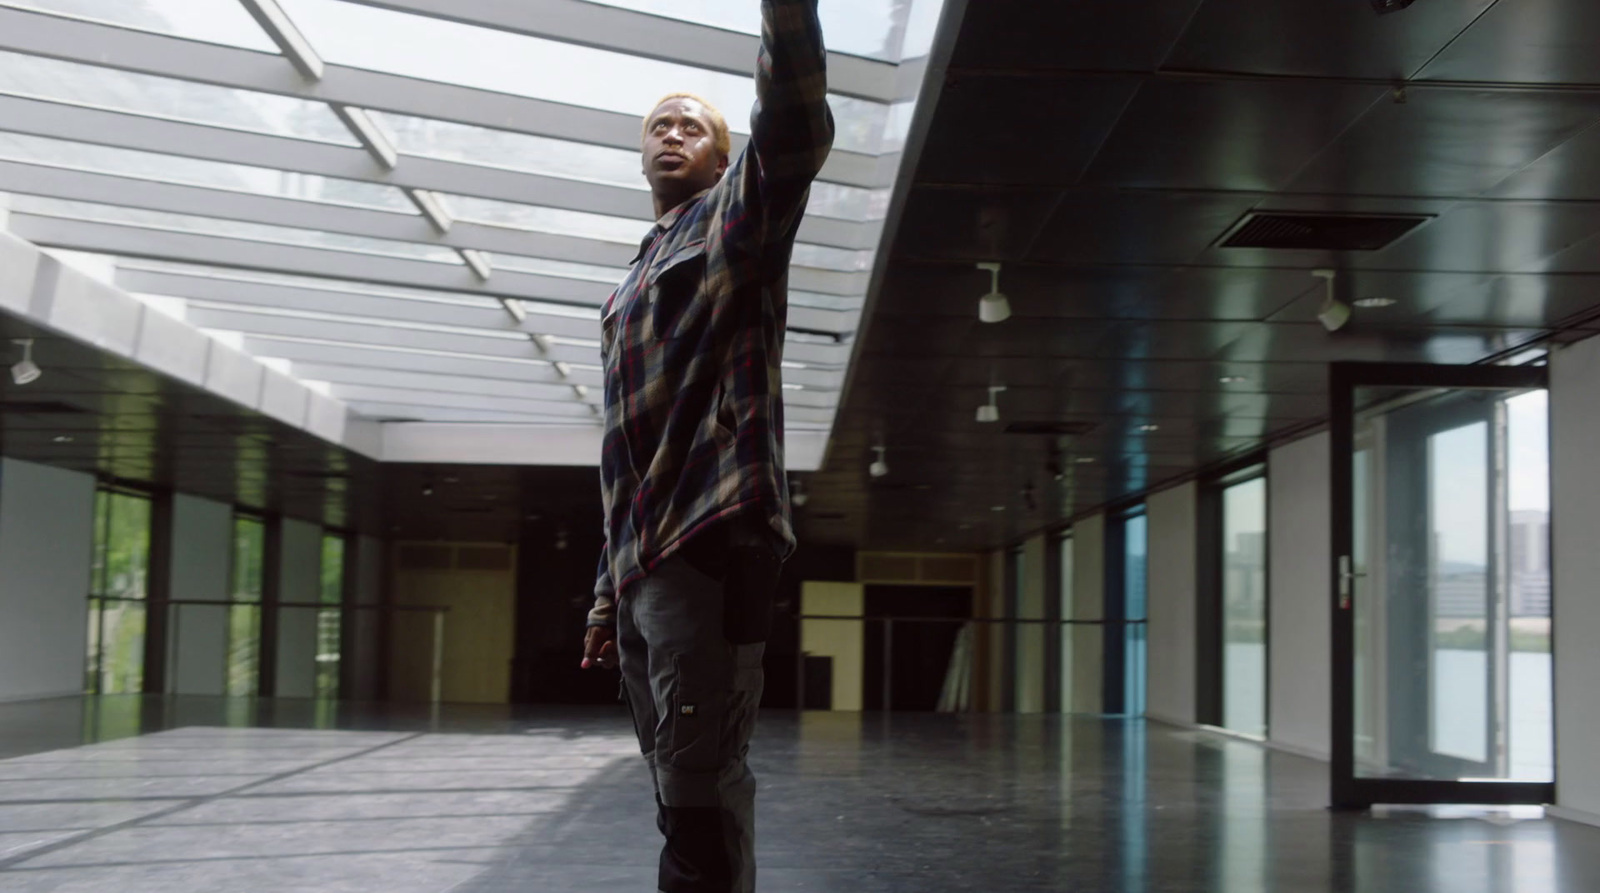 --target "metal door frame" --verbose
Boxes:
[1330,362,1554,810]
